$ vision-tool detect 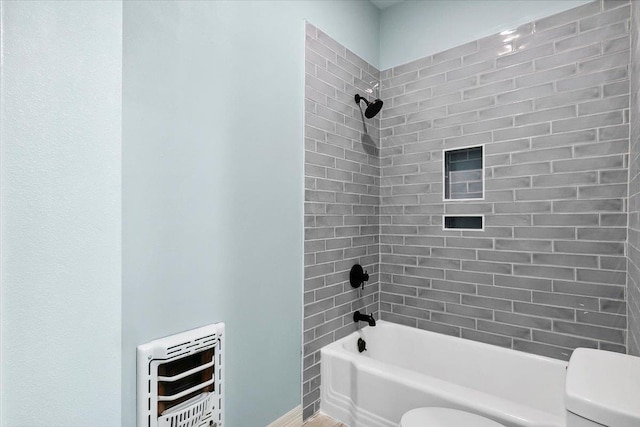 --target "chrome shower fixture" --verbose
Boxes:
[354,93,383,119]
